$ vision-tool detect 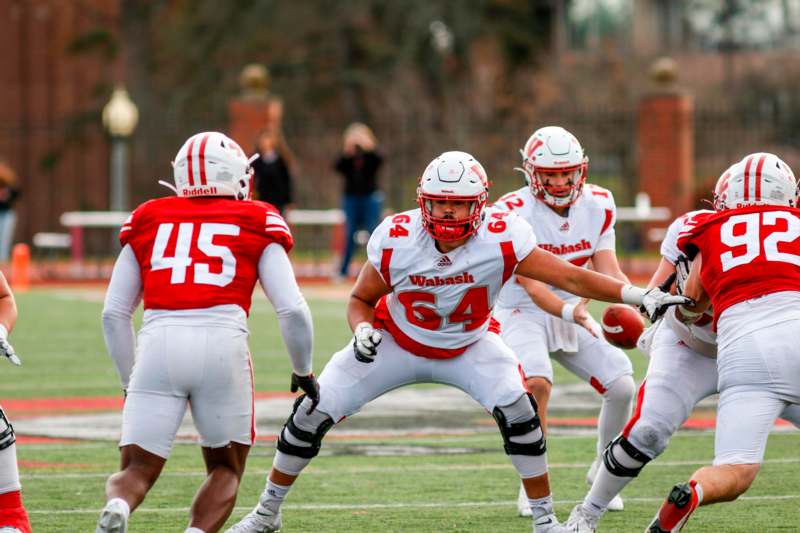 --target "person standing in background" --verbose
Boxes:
[0,163,20,263]
[252,128,295,215]
[334,123,383,280]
